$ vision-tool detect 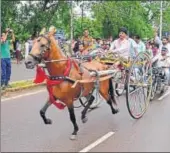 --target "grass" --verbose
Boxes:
[9,80,35,88]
